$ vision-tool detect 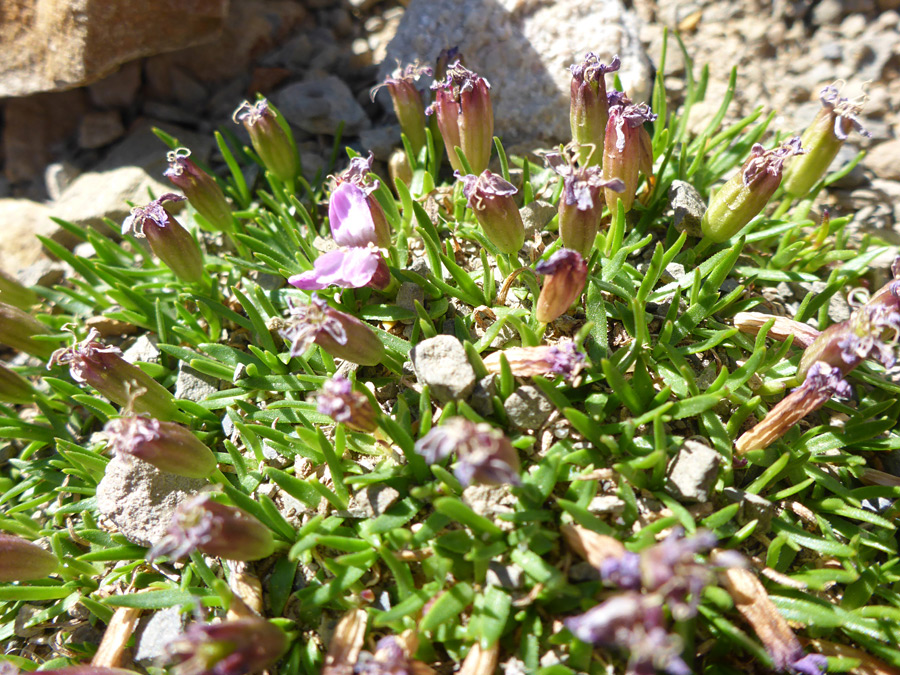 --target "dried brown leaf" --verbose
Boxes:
[561,523,626,568]
[323,608,368,675]
[459,641,499,675]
